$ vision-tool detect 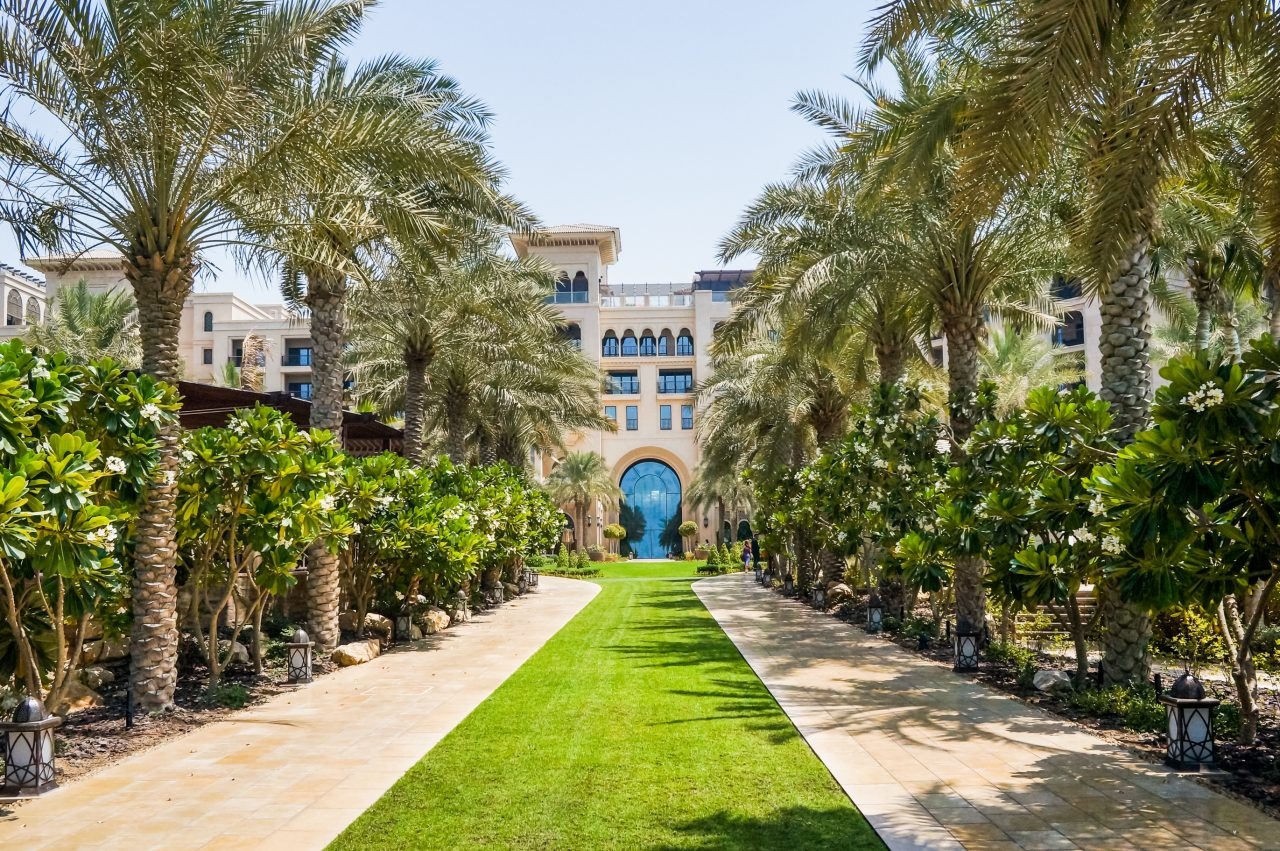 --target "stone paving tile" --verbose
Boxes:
[0,577,598,851]
[696,574,1280,851]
